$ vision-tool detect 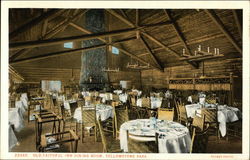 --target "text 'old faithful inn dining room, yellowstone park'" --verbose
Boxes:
[5,7,246,158]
